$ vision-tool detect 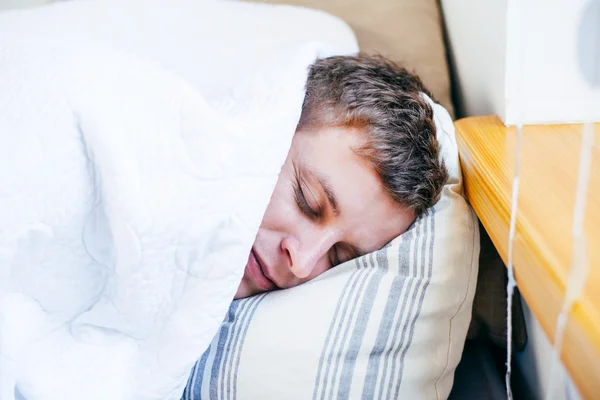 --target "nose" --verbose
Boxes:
[281,230,338,279]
